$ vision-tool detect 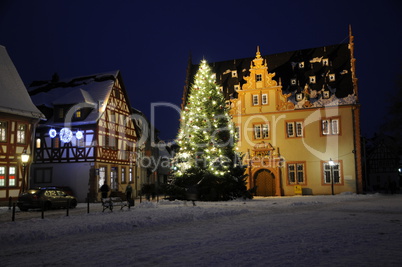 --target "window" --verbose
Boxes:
[256,74,262,82]
[110,111,116,123]
[288,163,306,184]
[58,108,64,119]
[254,124,269,139]
[36,138,41,148]
[254,125,261,139]
[129,168,133,183]
[323,162,341,184]
[34,168,52,183]
[121,167,126,184]
[17,124,26,144]
[291,79,297,85]
[299,62,304,68]
[75,109,81,118]
[0,121,7,142]
[234,84,240,91]
[252,95,259,105]
[287,121,303,138]
[235,126,240,141]
[9,166,16,186]
[53,137,60,148]
[99,167,106,188]
[231,70,237,77]
[0,166,5,186]
[329,73,336,81]
[309,76,316,84]
[323,58,329,66]
[322,118,340,135]
[262,94,268,105]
